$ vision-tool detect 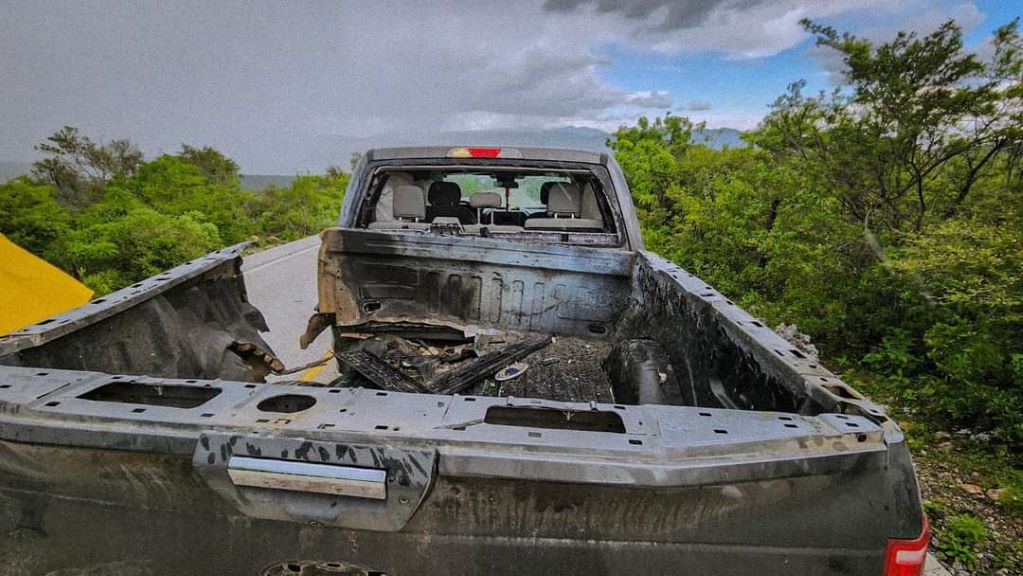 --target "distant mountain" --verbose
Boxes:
[239,174,297,191]
[1,126,746,184]
[429,127,613,151]
[274,125,744,173]
[0,161,33,183]
[245,127,612,173]
[697,128,745,149]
